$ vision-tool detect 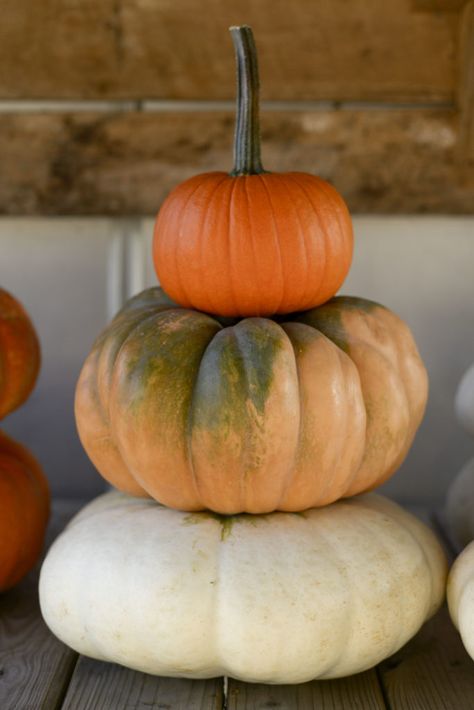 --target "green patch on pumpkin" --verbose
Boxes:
[191,318,283,436]
[294,296,380,354]
[183,510,265,541]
